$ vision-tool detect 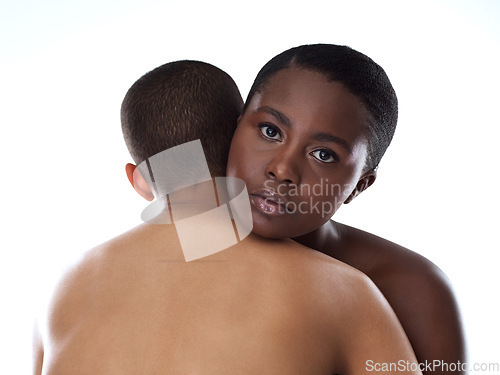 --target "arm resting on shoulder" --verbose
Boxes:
[375,262,467,375]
